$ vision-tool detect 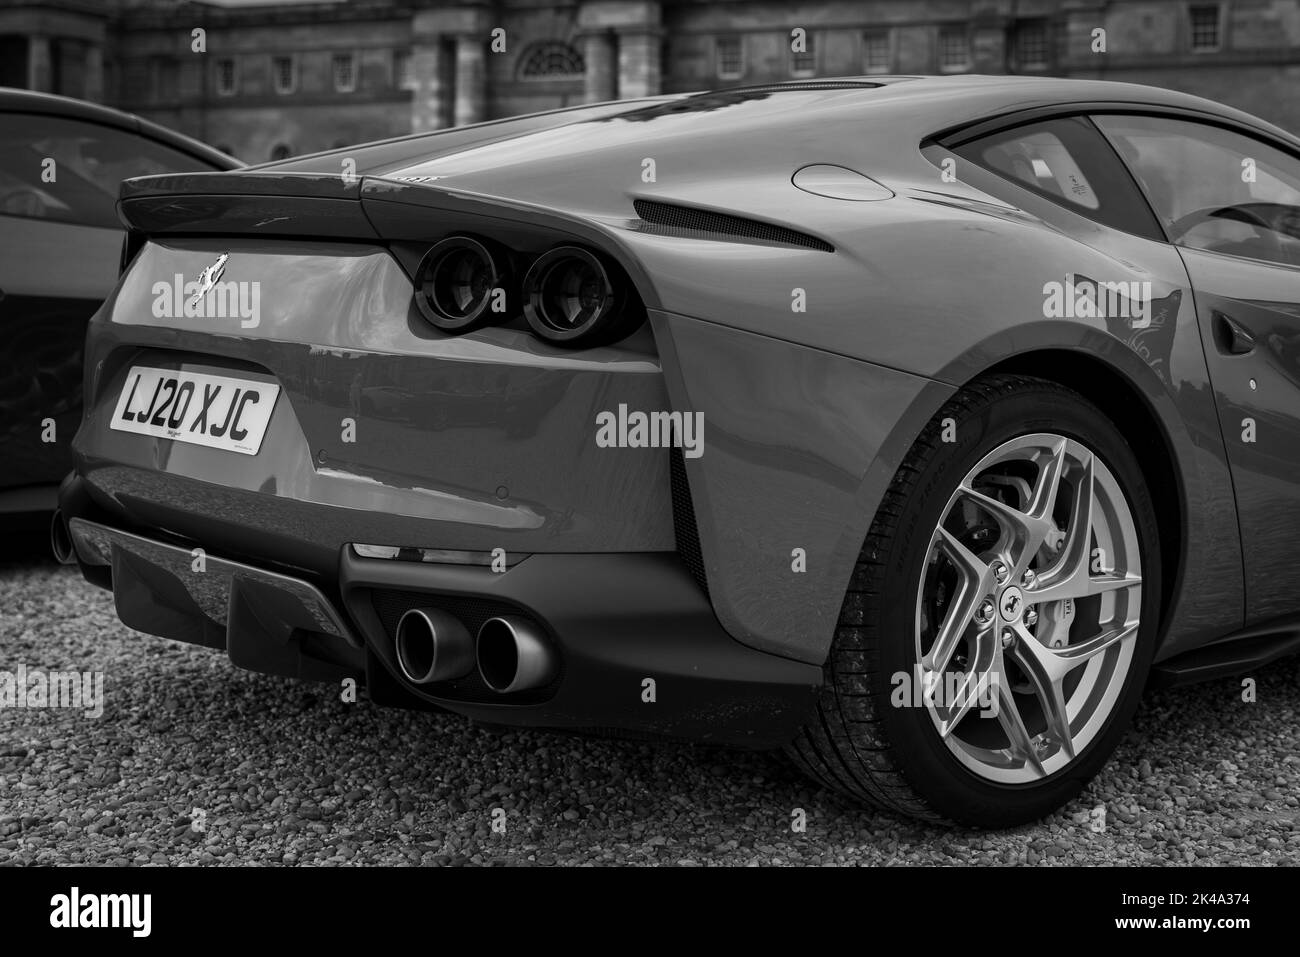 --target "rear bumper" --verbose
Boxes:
[74,233,945,668]
[73,238,675,564]
[60,490,819,748]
